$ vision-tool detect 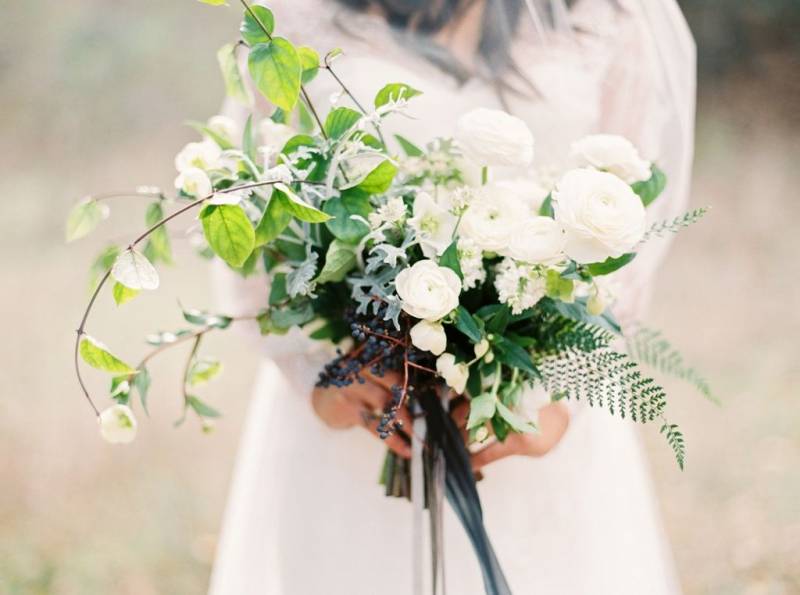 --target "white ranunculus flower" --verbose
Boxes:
[553,168,646,264]
[207,115,240,143]
[409,192,457,257]
[98,404,137,444]
[455,108,534,167]
[395,260,461,321]
[460,189,527,253]
[174,140,222,173]
[571,134,652,184]
[410,320,447,356]
[506,216,567,265]
[174,167,212,197]
[436,353,469,394]
[259,119,296,152]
